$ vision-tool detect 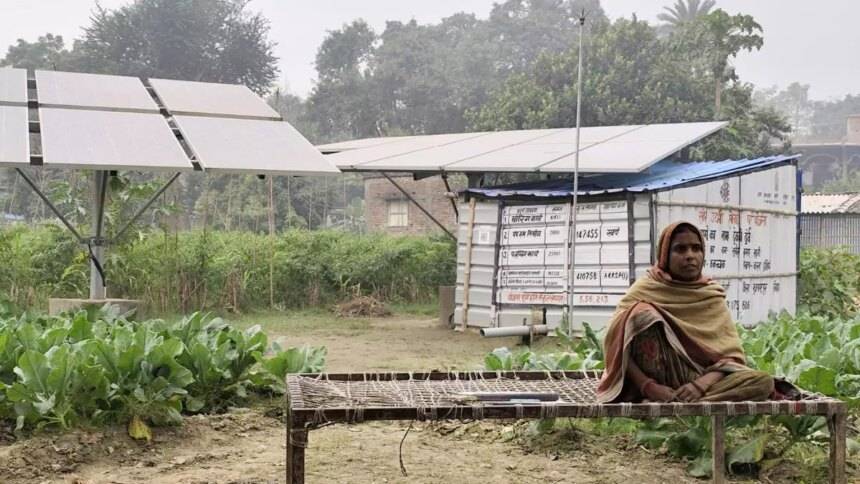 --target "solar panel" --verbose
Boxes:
[149,78,280,119]
[317,135,421,153]
[40,108,192,171]
[446,142,600,172]
[540,122,727,173]
[0,106,29,166]
[0,67,28,105]
[354,129,565,171]
[324,122,727,174]
[173,115,339,175]
[326,132,488,170]
[35,70,159,112]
